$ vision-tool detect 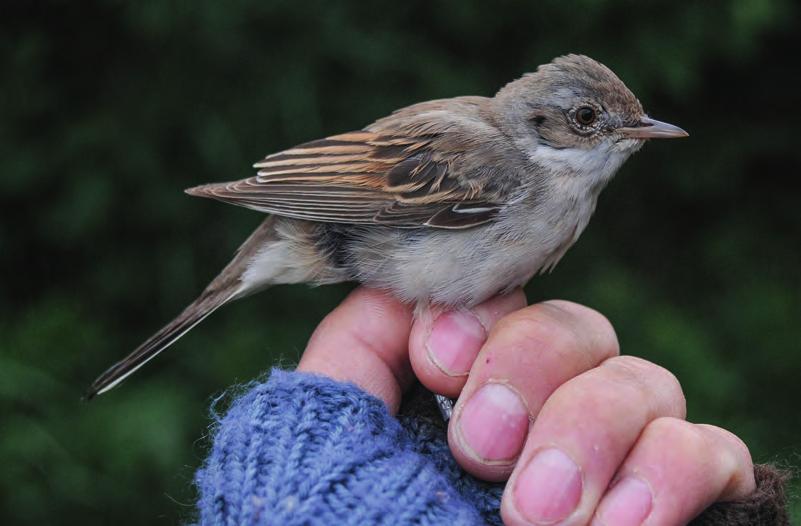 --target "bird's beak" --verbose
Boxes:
[618,116,689,139]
